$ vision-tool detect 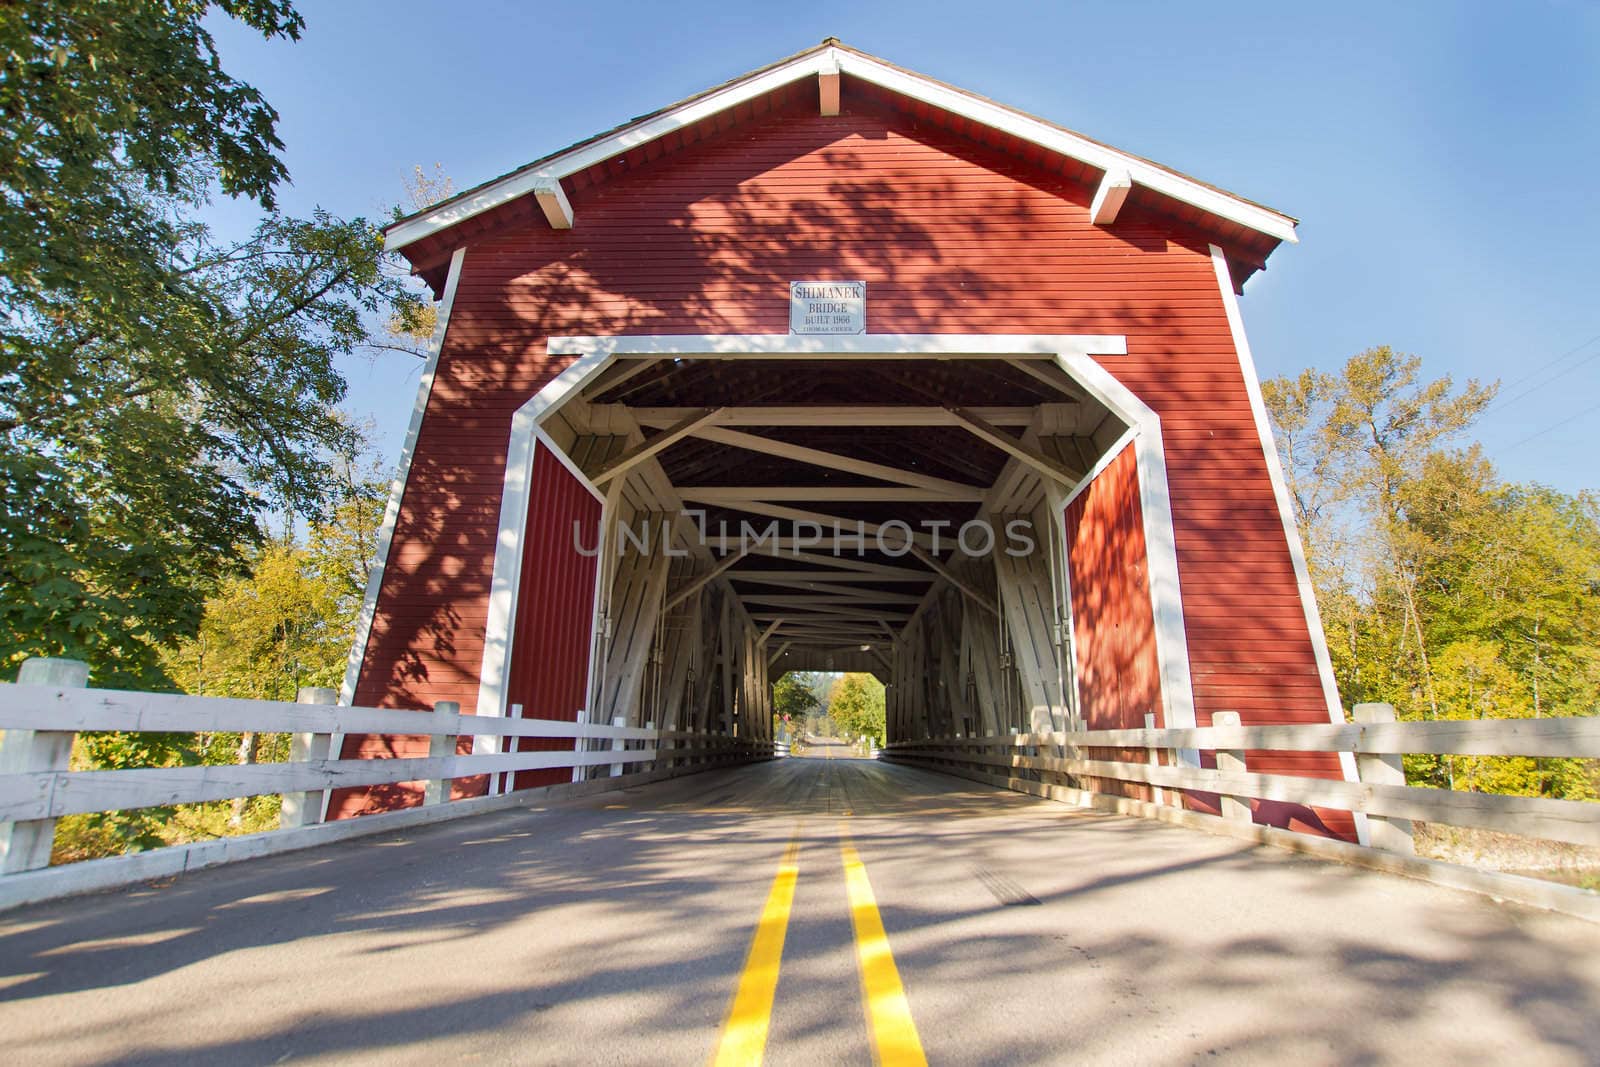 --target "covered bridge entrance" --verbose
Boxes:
[338,40,1352,835]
